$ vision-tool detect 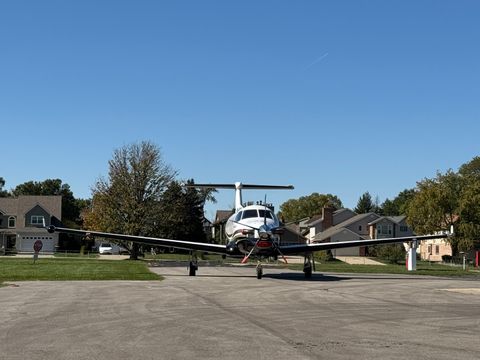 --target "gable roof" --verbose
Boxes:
[0,196,62,219]
[306,208,357,227]
[314,226,369,242]
[368,215,407,225]
[214,210,234,224]
[313,212,379,242]
[305,214,323,226]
